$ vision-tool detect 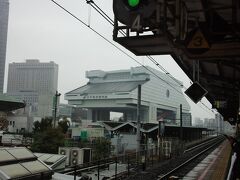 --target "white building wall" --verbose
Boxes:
[130,67,190,123]
[111,134,137,154]
[7,116,33,133]
[148,104,157,122]
[38,94,54,117]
